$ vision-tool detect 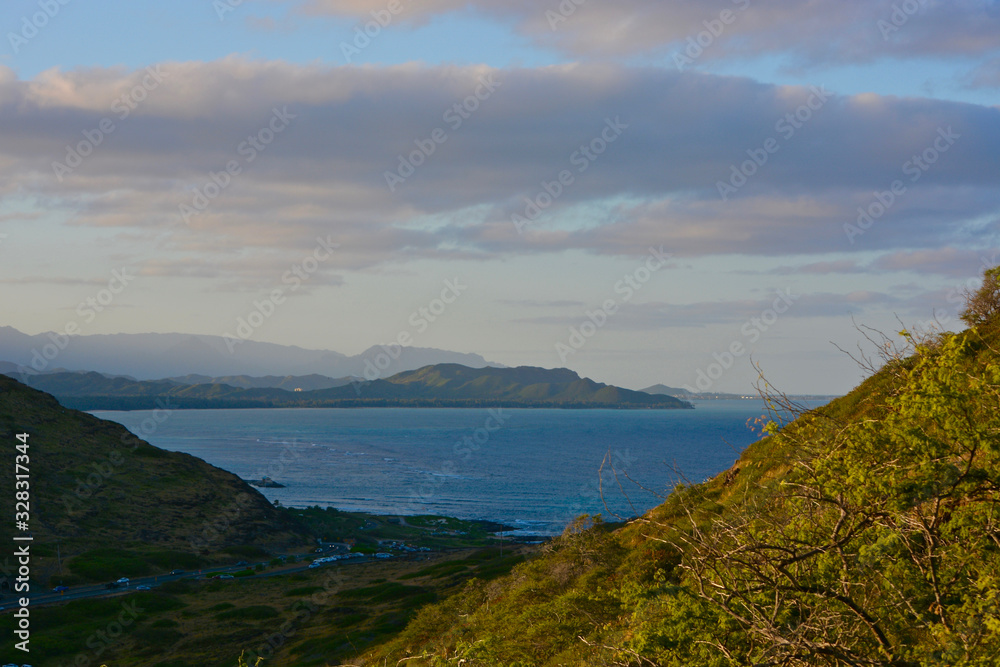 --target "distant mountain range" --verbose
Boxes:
[0,326,496,380]
[168,373,358,391]
[11,363,693,410]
